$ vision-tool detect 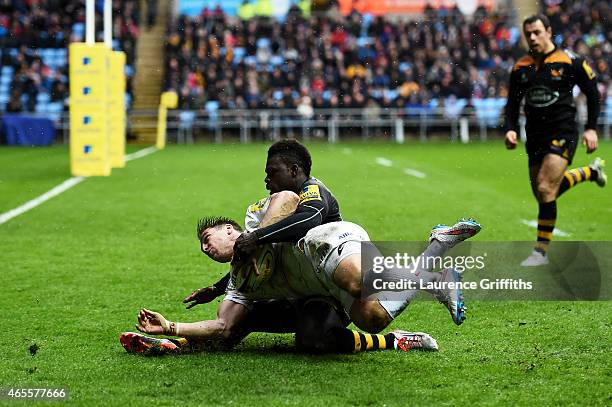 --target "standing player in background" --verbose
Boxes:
[504,14,607,267]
